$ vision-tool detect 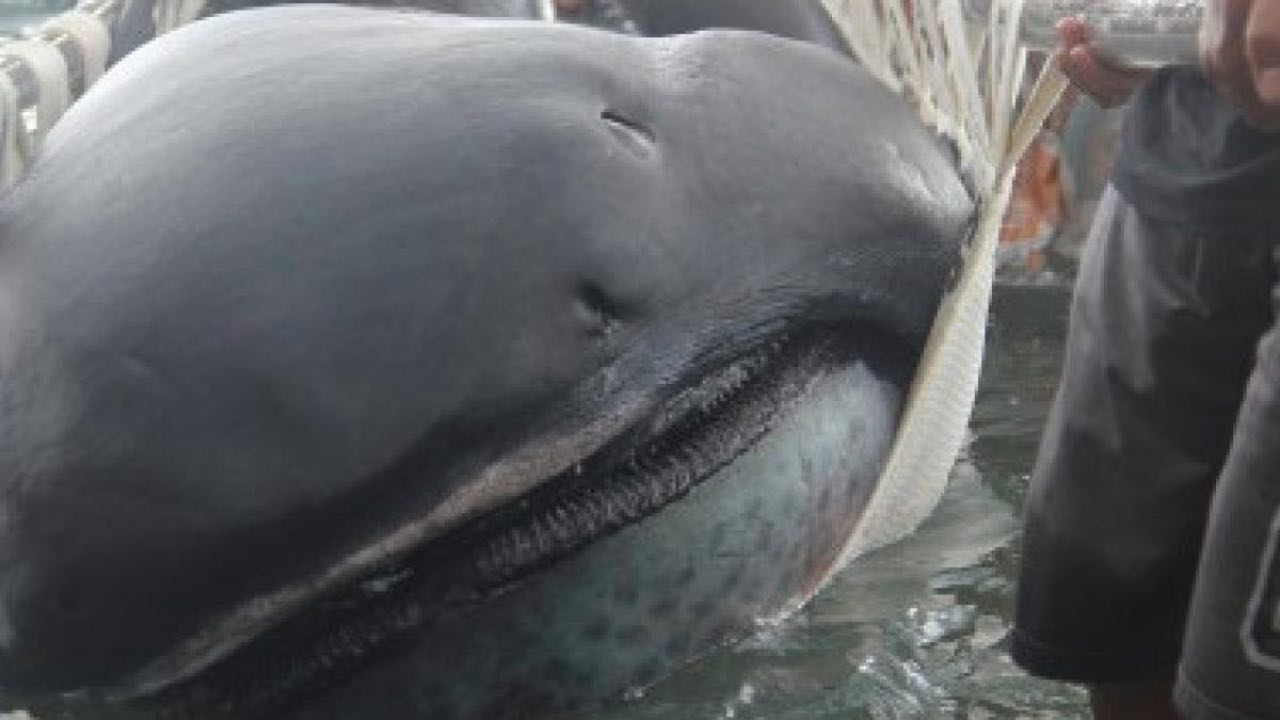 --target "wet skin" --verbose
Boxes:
[112,0,846,63]
[0,8,971,719]
[605,0,850,53]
